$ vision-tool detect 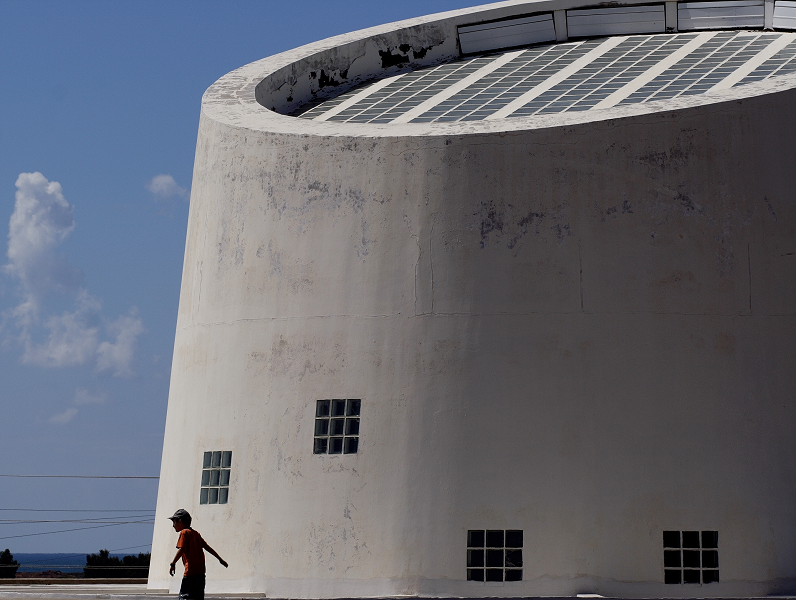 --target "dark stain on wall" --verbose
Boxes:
[379,44,437,69]
[379,48,411,69]
[479,201,505,248]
